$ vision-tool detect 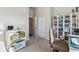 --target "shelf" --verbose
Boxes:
[10,38,26,45]
[58,27,63,28]
[10,40,25,52]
